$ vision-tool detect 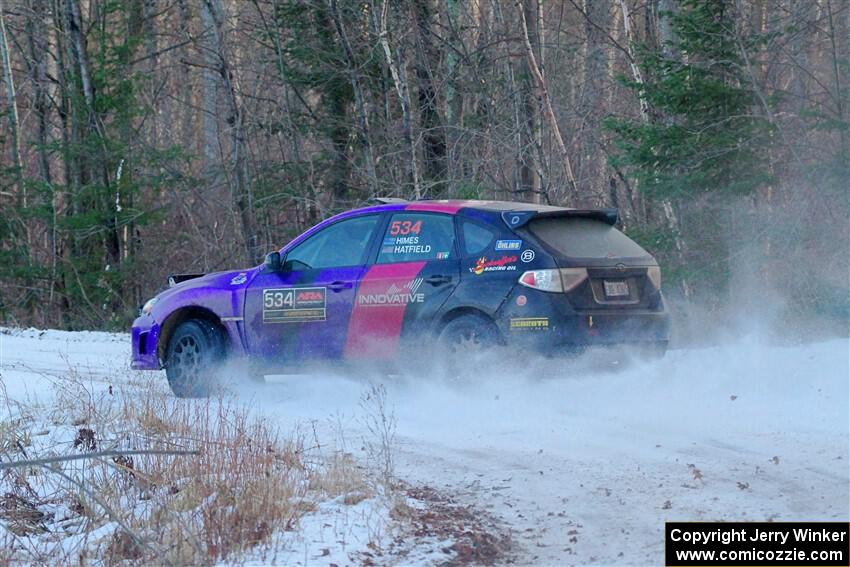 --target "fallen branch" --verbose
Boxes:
[0,449,199,470]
